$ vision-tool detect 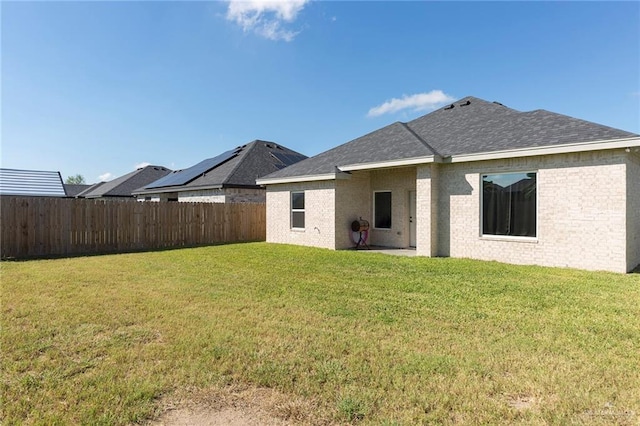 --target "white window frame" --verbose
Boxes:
[290,191,305,230]
[480,171,538,241]
[373,190,392,230]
